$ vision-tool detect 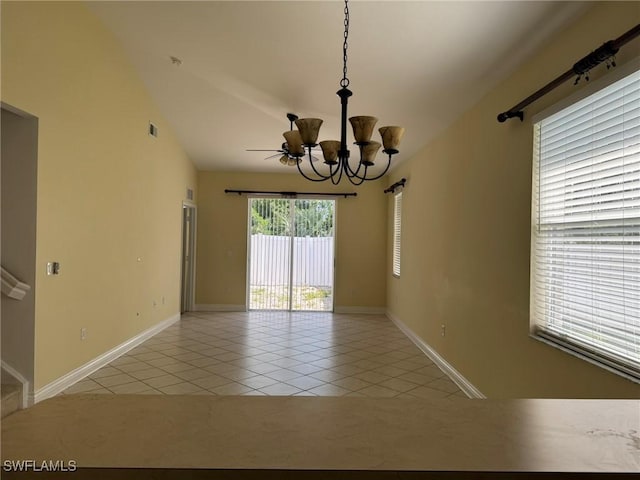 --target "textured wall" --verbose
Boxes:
[196,171,387,311]
[1,1,197,389]
[386,2,640,398]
